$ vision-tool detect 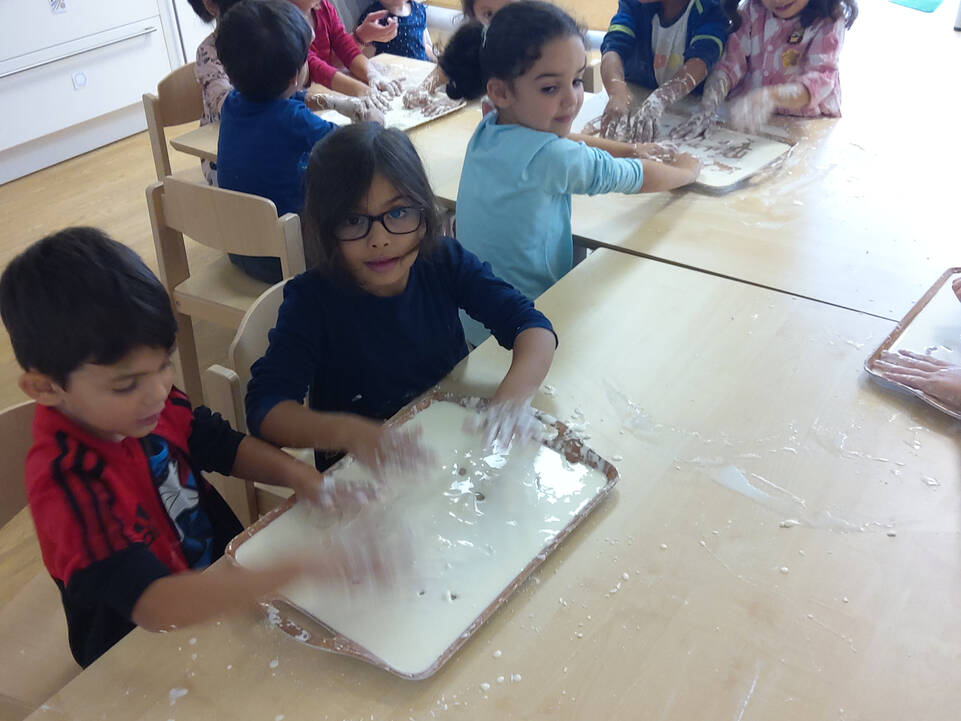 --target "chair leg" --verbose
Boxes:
[174,313,204,404]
